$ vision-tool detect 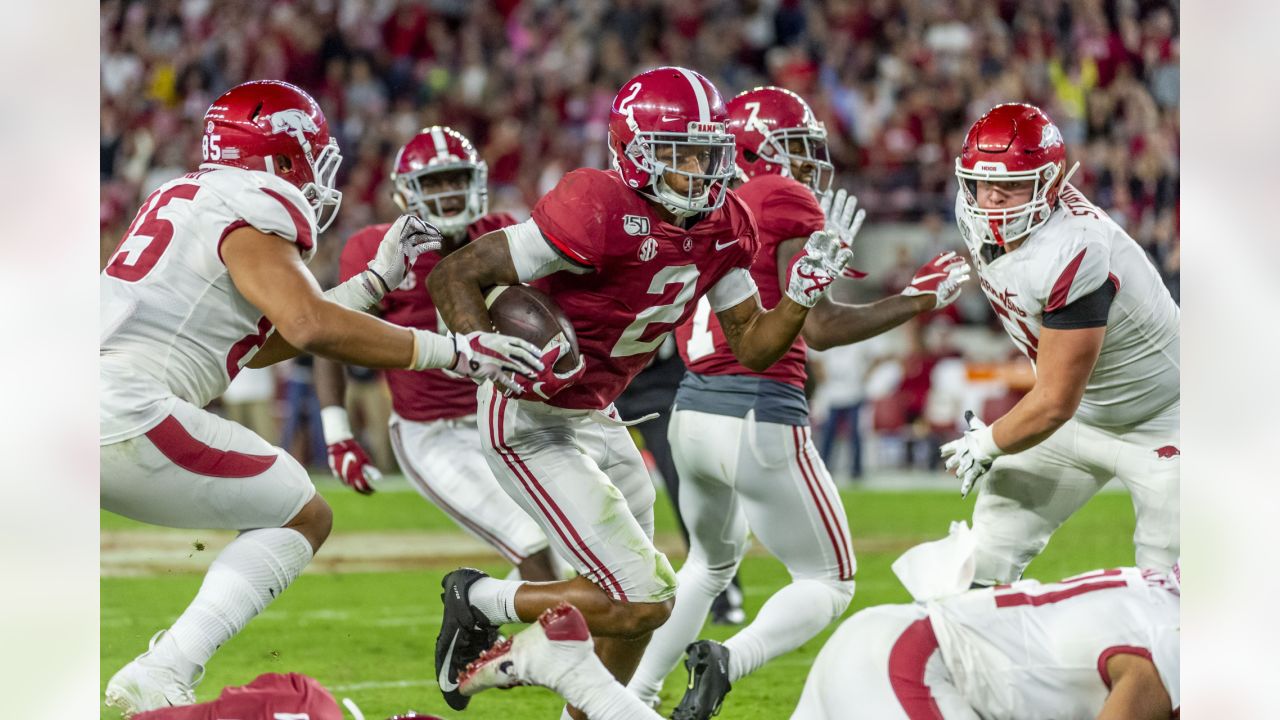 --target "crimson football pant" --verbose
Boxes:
[478,386,676,603]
